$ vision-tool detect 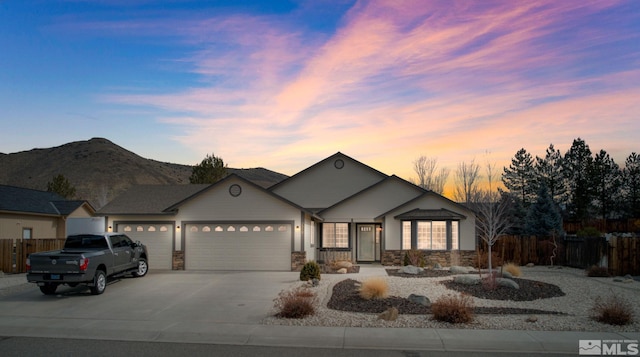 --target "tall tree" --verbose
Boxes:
[47,174,76,199]
[534,144,566,212]
[563,138,593,221]
[412,155,449,194]
[189,153,228,184]
[474,161,512,274]
[502,148,536,207]
[591,150,622,220]
[454,159,480,203]
[622,152,640,218]
[525,184,564,237]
